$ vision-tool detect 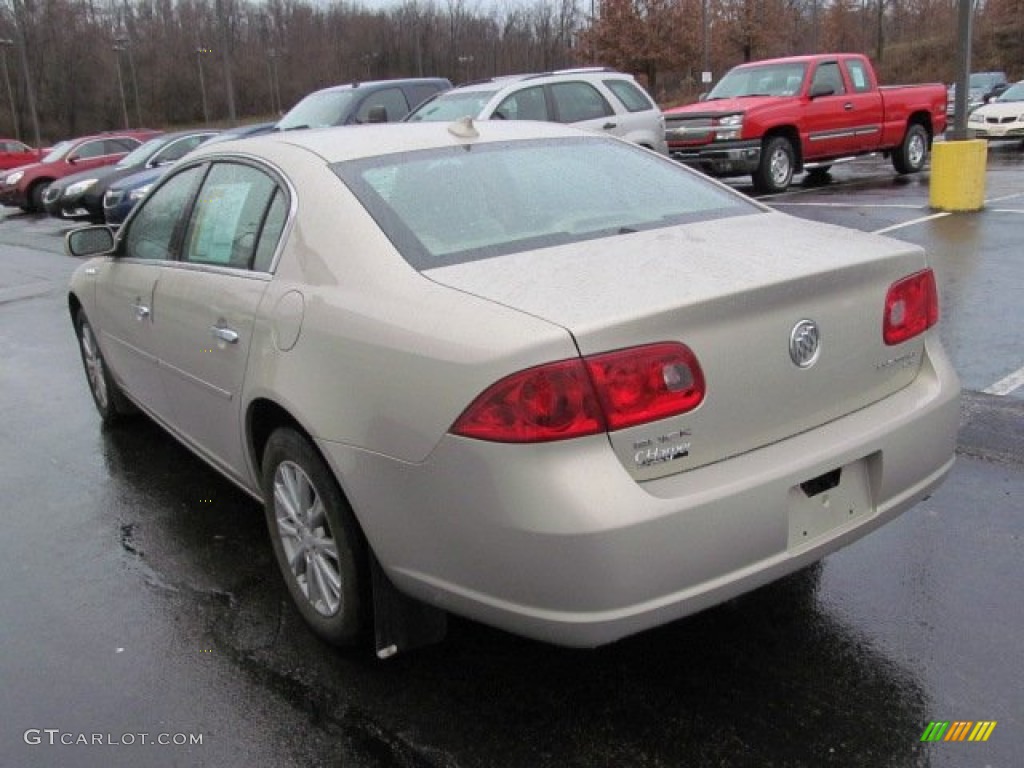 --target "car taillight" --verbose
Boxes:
[884,268,938,345]
[451,343,705,443]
